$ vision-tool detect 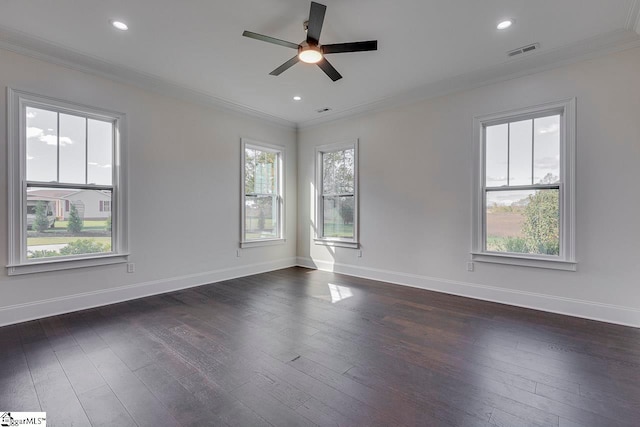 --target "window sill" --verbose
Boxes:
[7,253,129,276]
[314,238,360,249]
[240,238,286,249]
[471,252,576,271]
